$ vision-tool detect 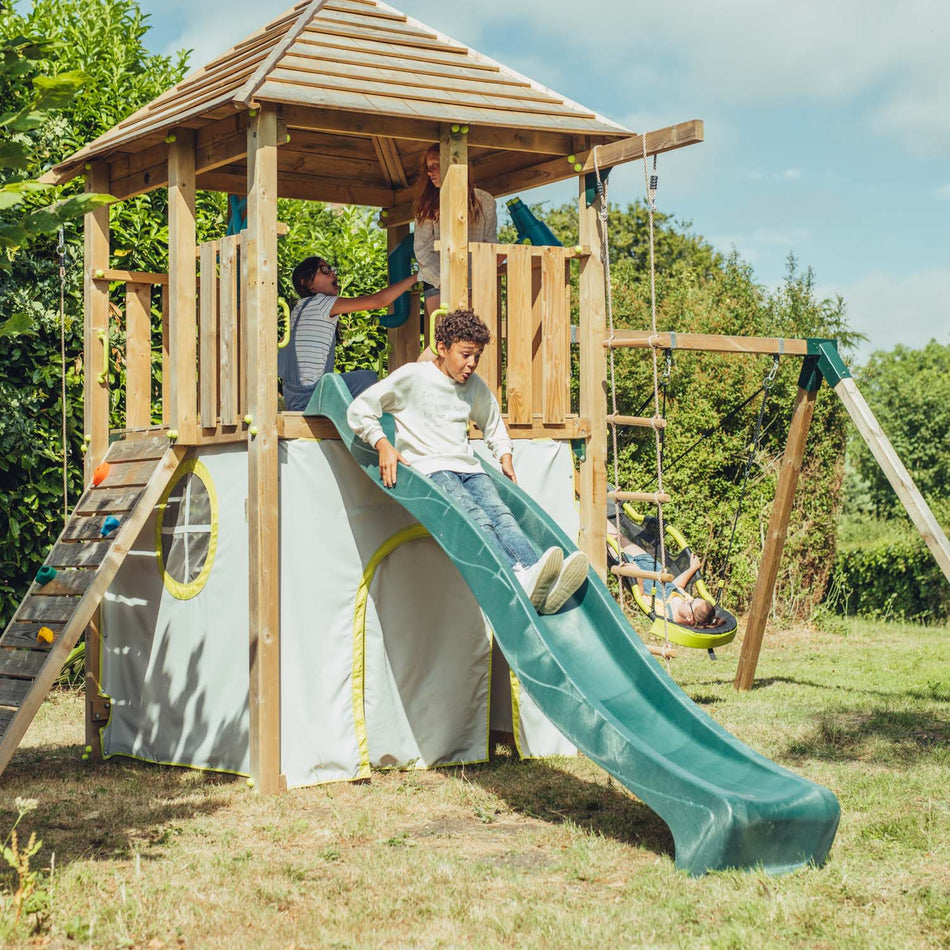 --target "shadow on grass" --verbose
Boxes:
[690,673,950,705]
[784,708,949,765]
[0,741,237,870]
[461,752,675,861]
